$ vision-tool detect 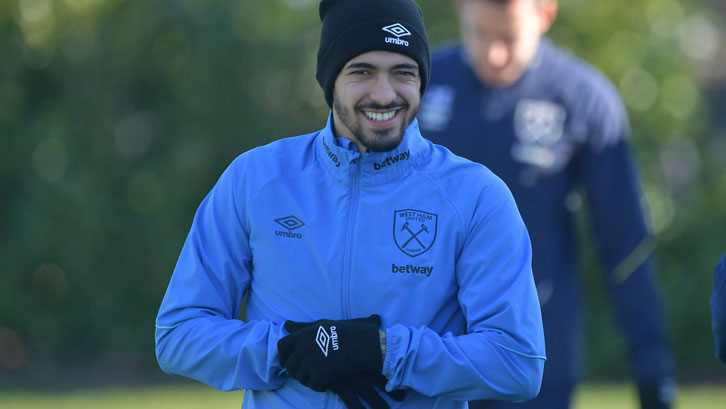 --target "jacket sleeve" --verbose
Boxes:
[712,254,726,363]
[382,178,546,402]
[579,105,675,384]
[154,158,287,391]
